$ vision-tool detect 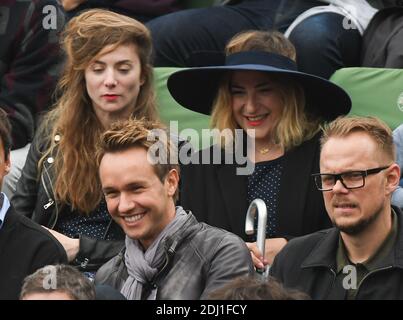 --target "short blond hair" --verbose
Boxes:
[97,118,180,202]
[321,116,396,162]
